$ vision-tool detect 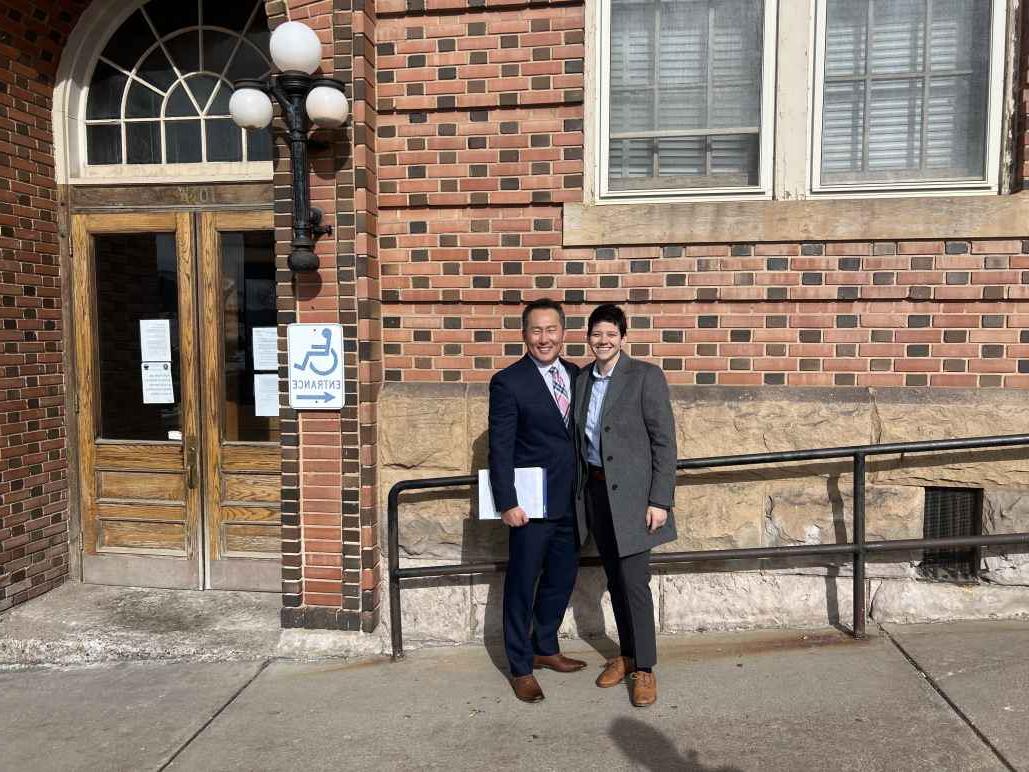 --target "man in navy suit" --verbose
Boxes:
[488,298,586,702]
